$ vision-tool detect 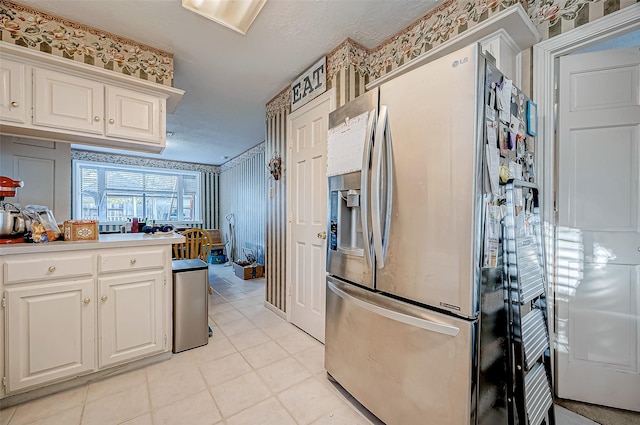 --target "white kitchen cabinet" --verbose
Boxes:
[105,85,164,144]
[98,248,166,367]
[33,67,104,135]
[0,58,27,124]
[4,278,96,393]
[0,236,178,397]
[98,270,165,367]
[0,43,183,154]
